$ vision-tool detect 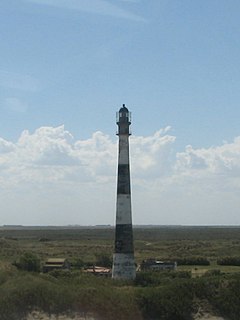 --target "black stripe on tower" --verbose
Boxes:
[115,224,134,253]
[117,164,131,194]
